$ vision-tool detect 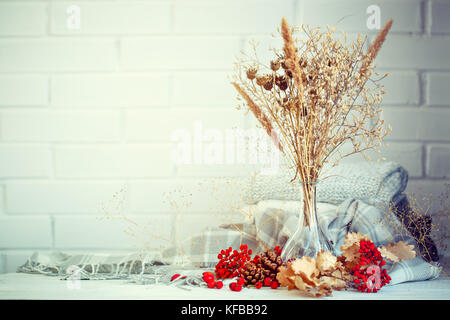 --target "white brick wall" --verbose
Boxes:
[1,0,449,272]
